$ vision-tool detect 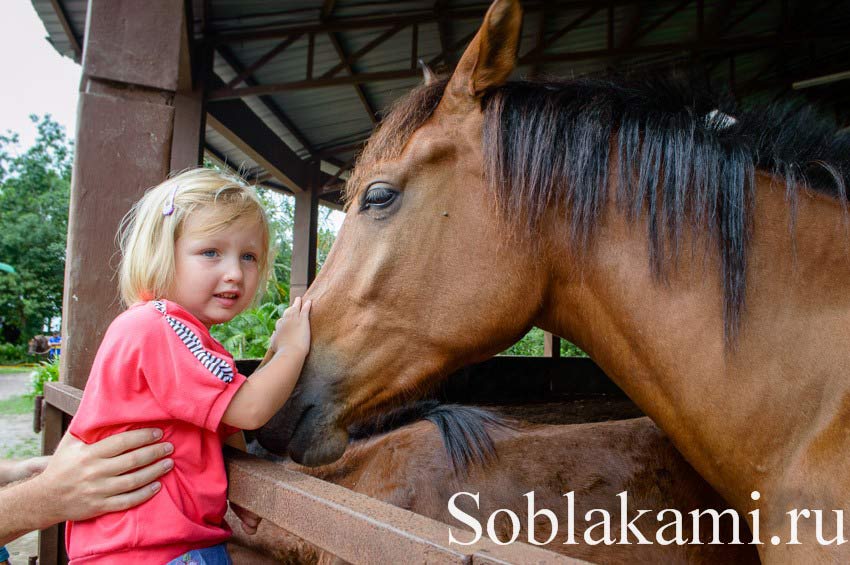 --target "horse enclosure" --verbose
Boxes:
[31,0,849,563]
